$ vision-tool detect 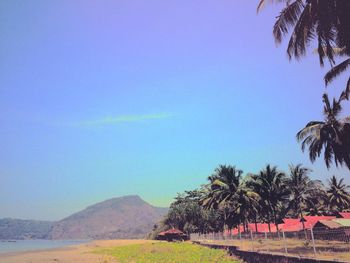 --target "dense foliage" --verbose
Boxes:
[153,164,350,236]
